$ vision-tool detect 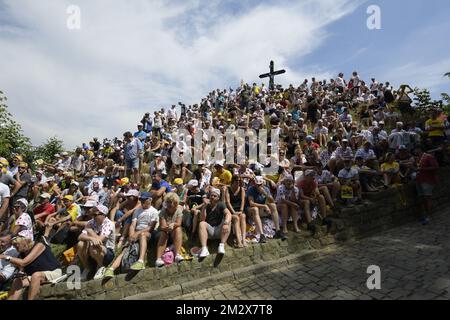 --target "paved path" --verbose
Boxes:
[170,208,450,300]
